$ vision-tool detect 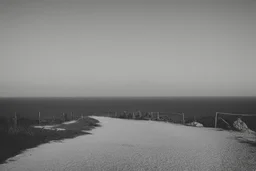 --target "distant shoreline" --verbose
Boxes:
[1,96,256,99]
